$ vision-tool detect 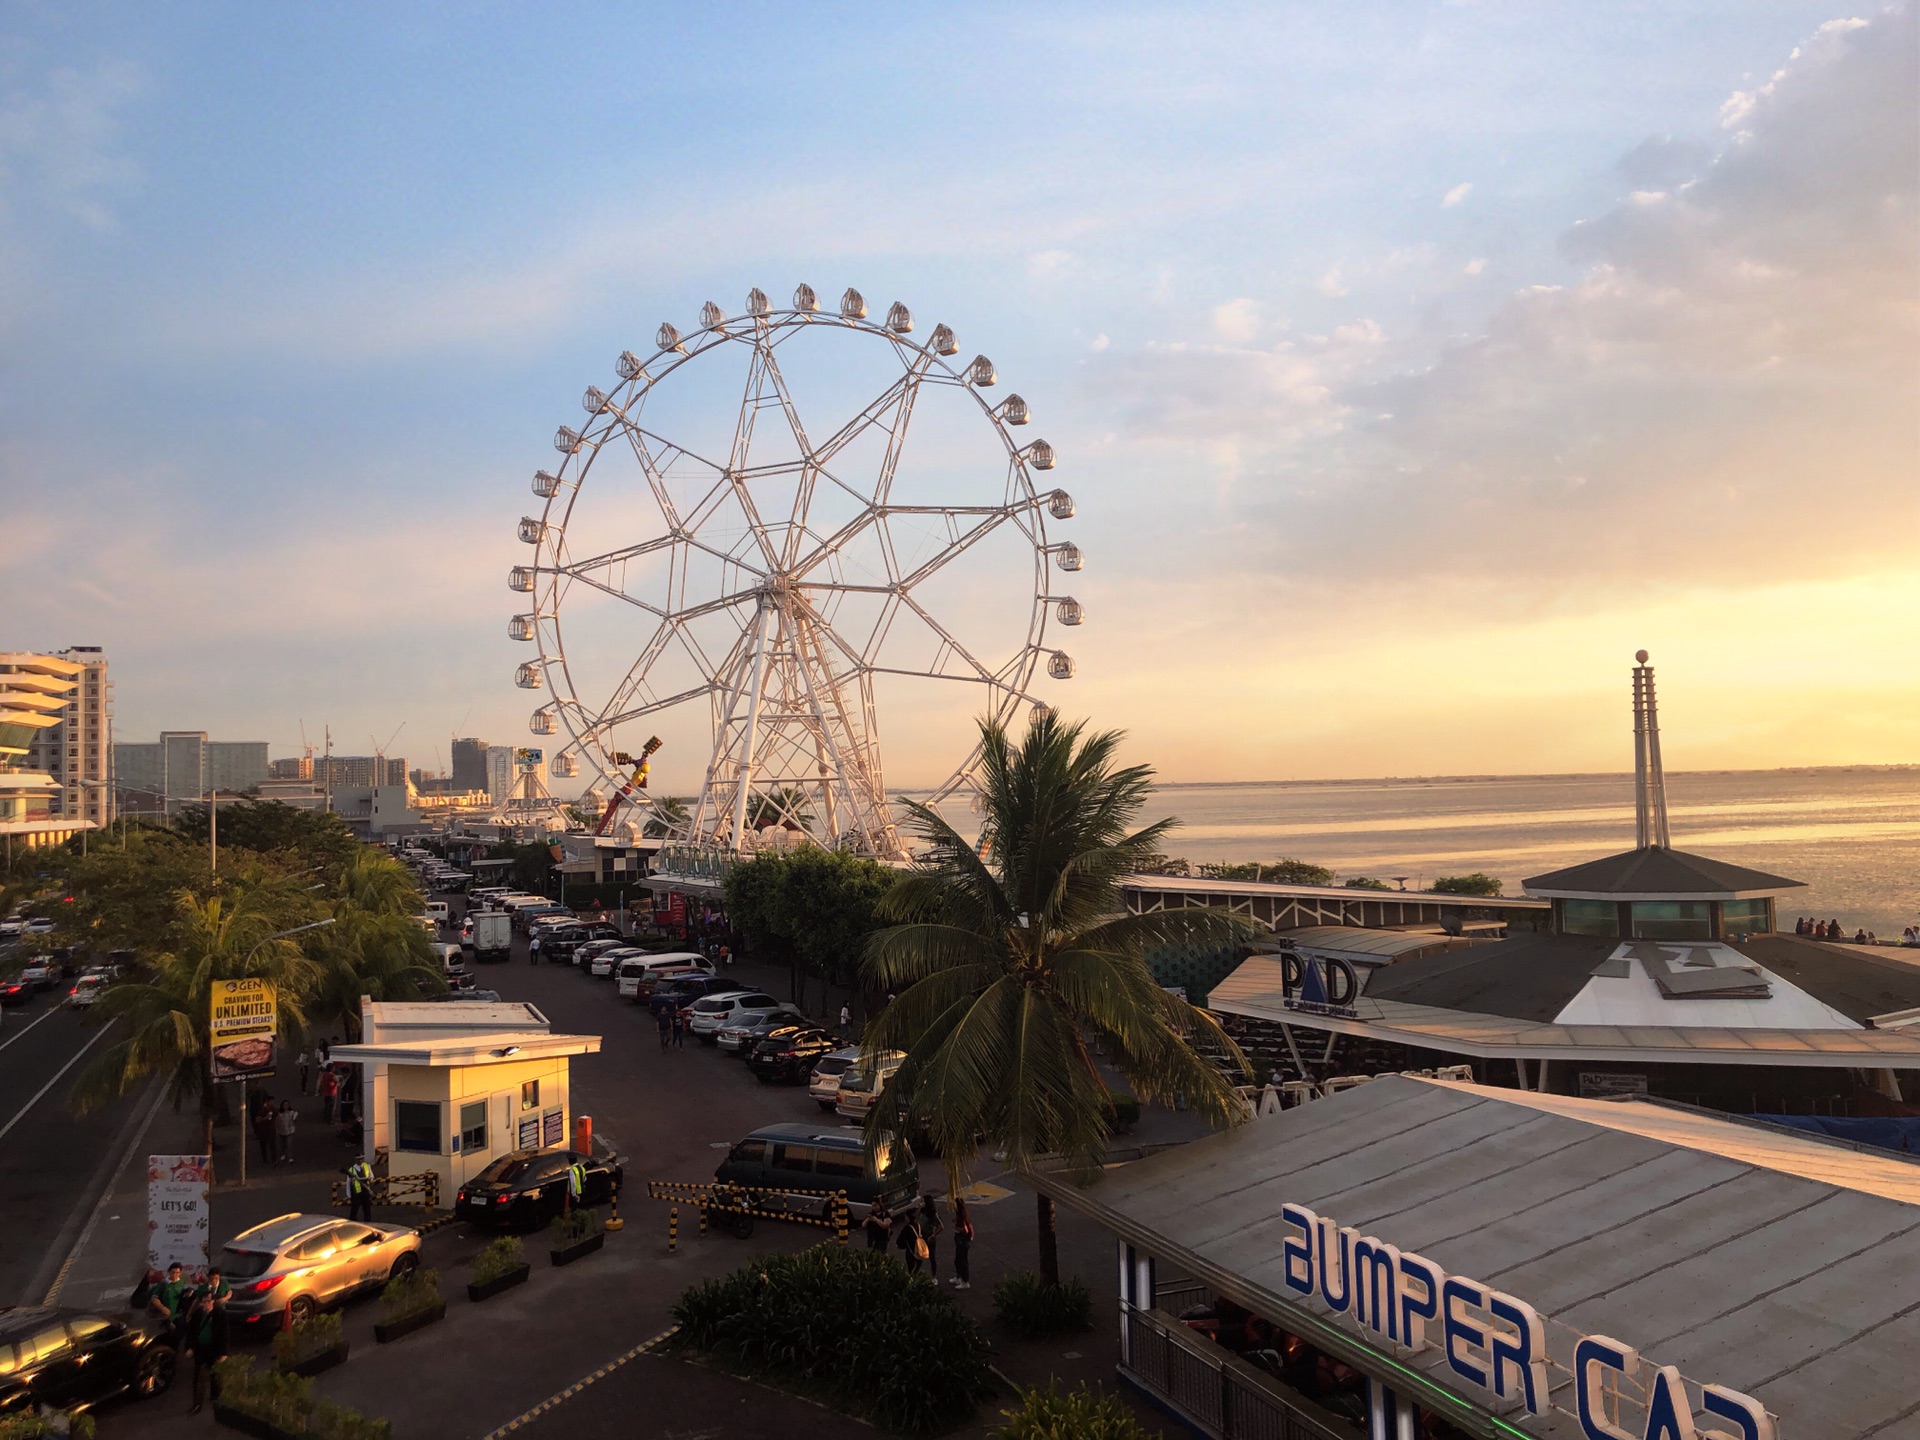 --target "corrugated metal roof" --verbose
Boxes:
[1031,1075,1920,1437]
[1523,844,1803,899]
